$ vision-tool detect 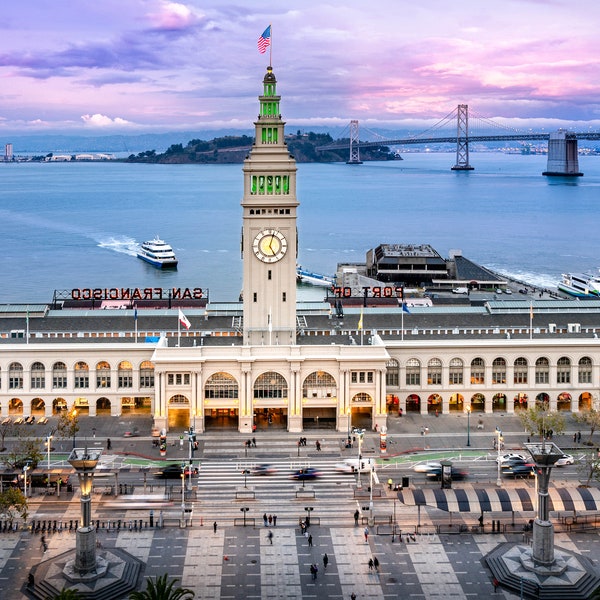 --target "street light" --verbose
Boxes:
[46,434,53,470]
[466,406,471,447]
[242,469,250,489]
[180,464,186,527]
[356,431,364,489]
[22,463,31,498]
[304,506,313,527]
[496,427,503,487]
[347,407,351,447]
[240,507,249,527]
[369,467,374,526]
[71,408,78,449]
